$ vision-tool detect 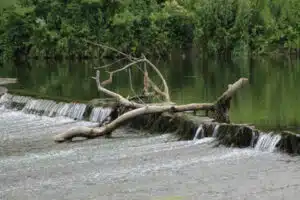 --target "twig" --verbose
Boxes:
[84,40,170,101]
[127,68,145,103]
[109,59,145,74]
[106,58,170,101]
[101,72,113,86]
[94,57,127,69]
[83,39,138,60]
